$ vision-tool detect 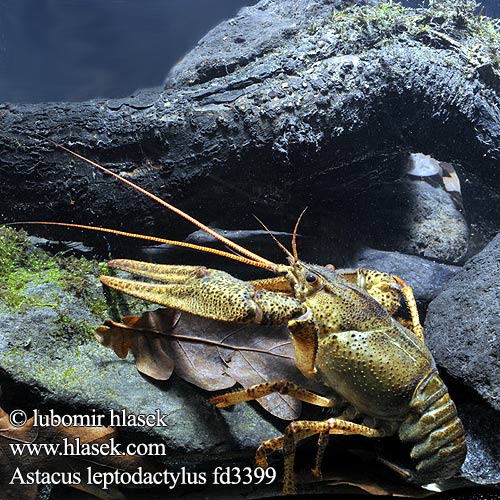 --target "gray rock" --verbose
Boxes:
[460,402,500,485]
[425,233,500,411]
[166,0,376,88]
[0,282,279,464]
[406,153,441,177]
[406,153,465,212]
[395,179,469,264]
[348,247,461,303]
